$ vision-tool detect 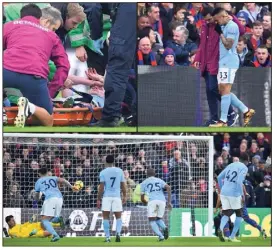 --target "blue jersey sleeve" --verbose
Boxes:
[226,23,238,41]
[140,181,146,195]
[237,167,248,193]
[99,171,104,183]
[34,180,40,192]
[159,179,166,189]
[120,170,126,183]
[217,167,228,189]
